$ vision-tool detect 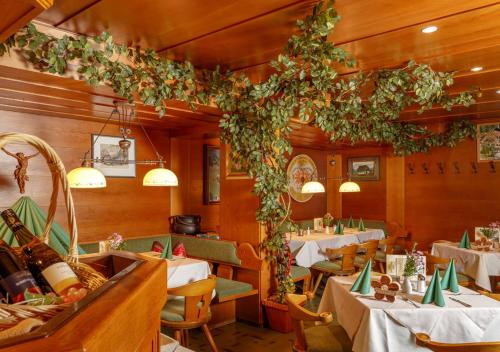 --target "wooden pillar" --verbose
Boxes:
[385,155,405,226]
[327,154,342,218]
